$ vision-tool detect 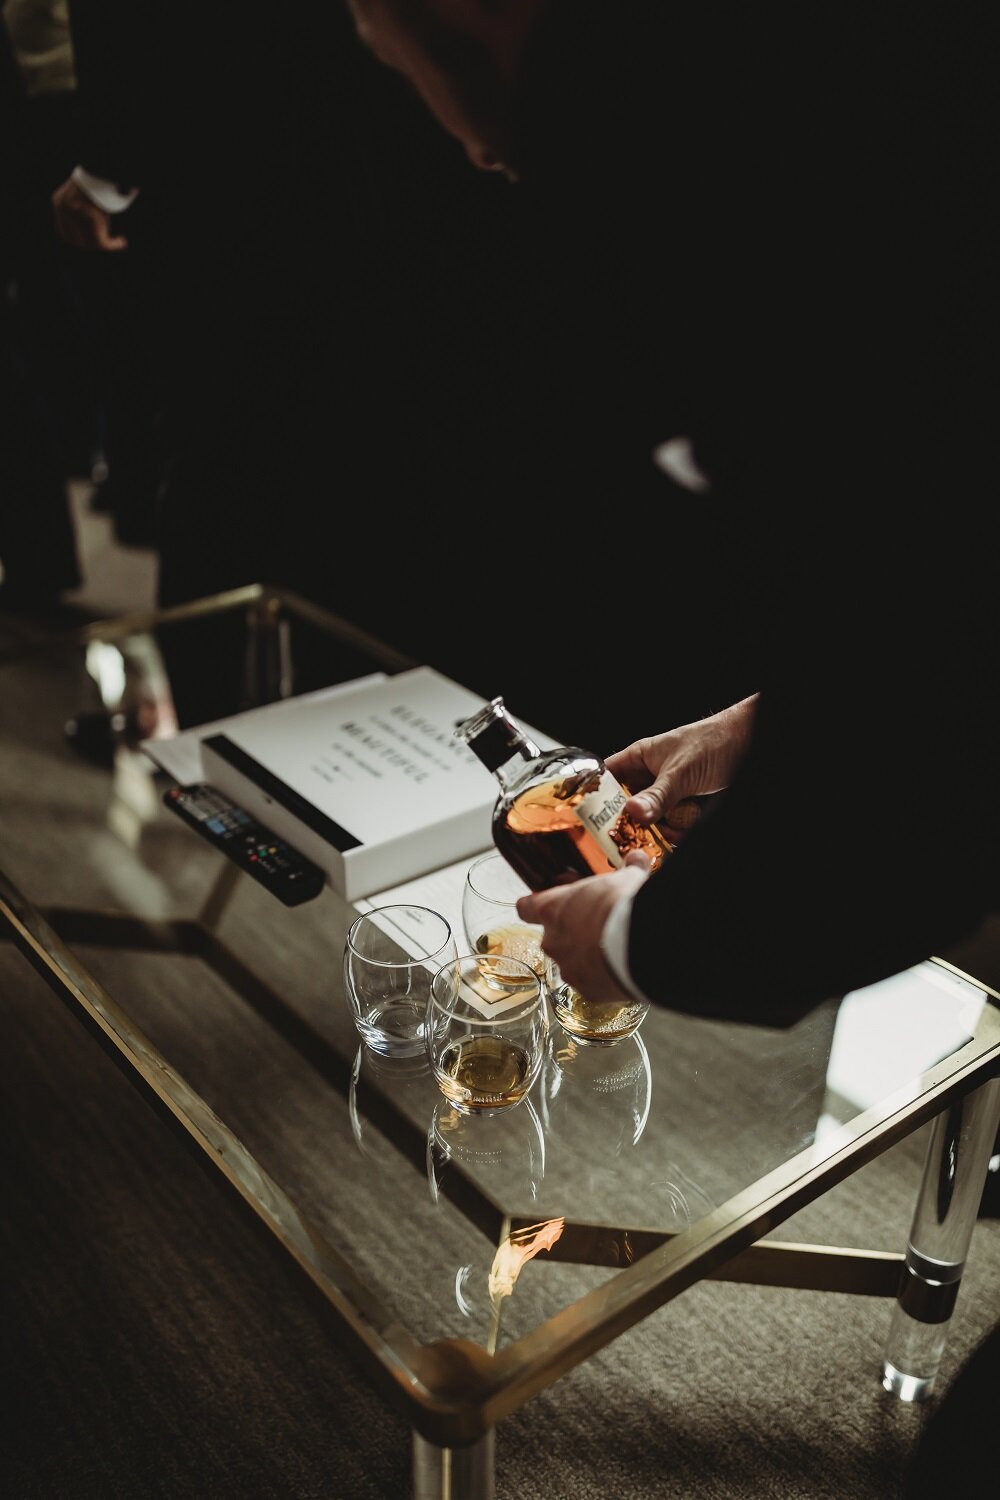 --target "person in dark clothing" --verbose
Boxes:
[519,3,1000,1029]
[0,2,82,607]
[51,2,686,746]
[344,4,1000,1490]
[344,0,1000,1021]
